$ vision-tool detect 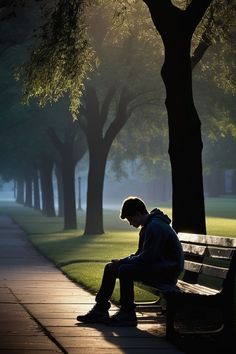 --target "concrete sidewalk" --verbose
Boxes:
[0,215,185,354]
